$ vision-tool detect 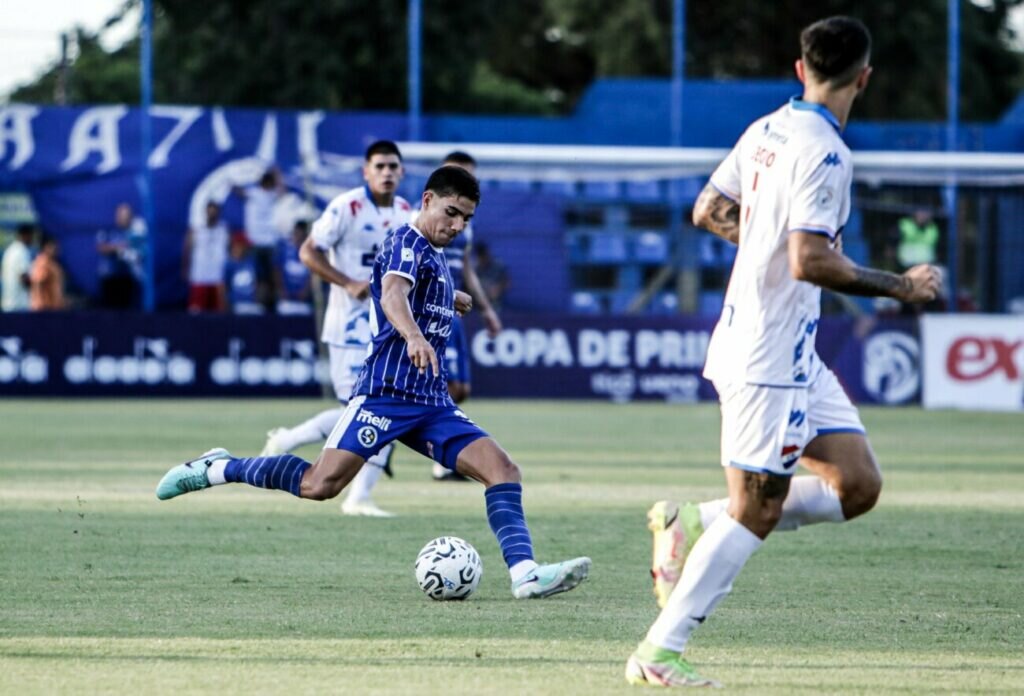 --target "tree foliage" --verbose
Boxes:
[10,0,1024,121]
